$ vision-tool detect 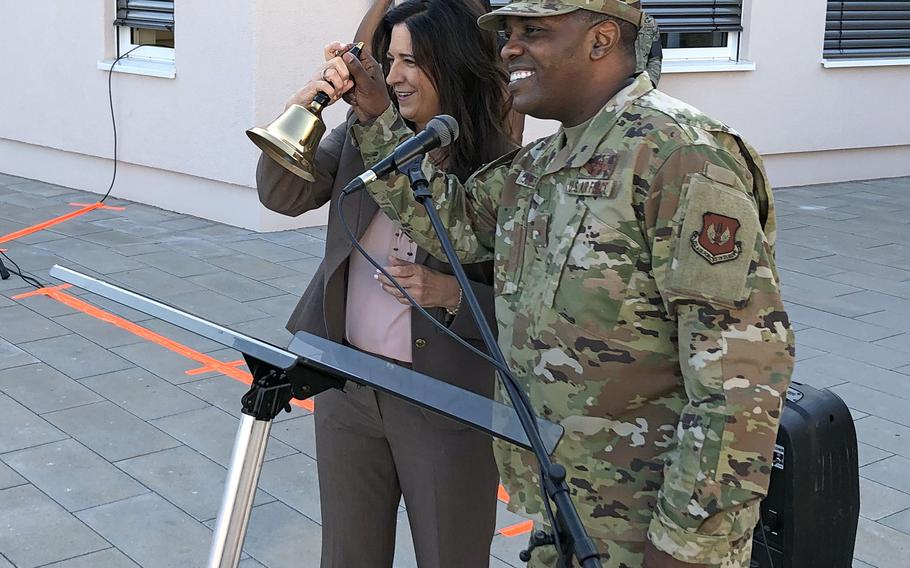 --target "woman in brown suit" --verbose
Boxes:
[256,1,515,566]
